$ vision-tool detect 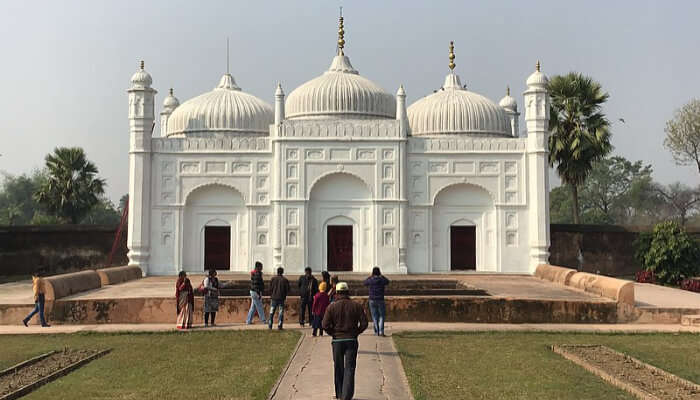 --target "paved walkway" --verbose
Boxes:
[1,322,698,335]
[635,282,700,308]
[270,330,413,400]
